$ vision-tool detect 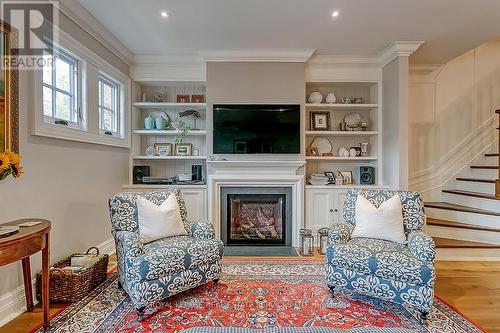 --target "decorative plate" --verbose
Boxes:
[344,113,362,128]
[310,137,332,154]
[0,226,20,238]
